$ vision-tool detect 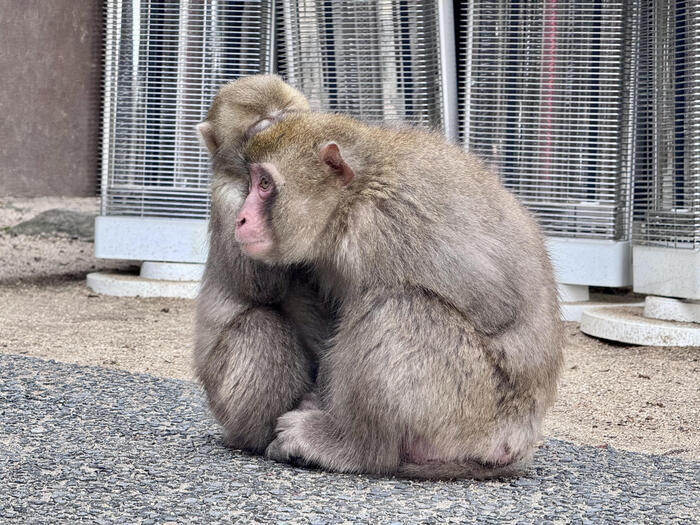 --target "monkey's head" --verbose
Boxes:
[196,74,310,157]
[234,113,359,265]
